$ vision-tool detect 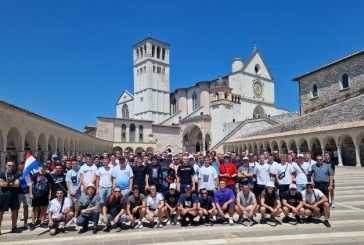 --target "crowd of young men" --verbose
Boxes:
[0,149,336,236]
